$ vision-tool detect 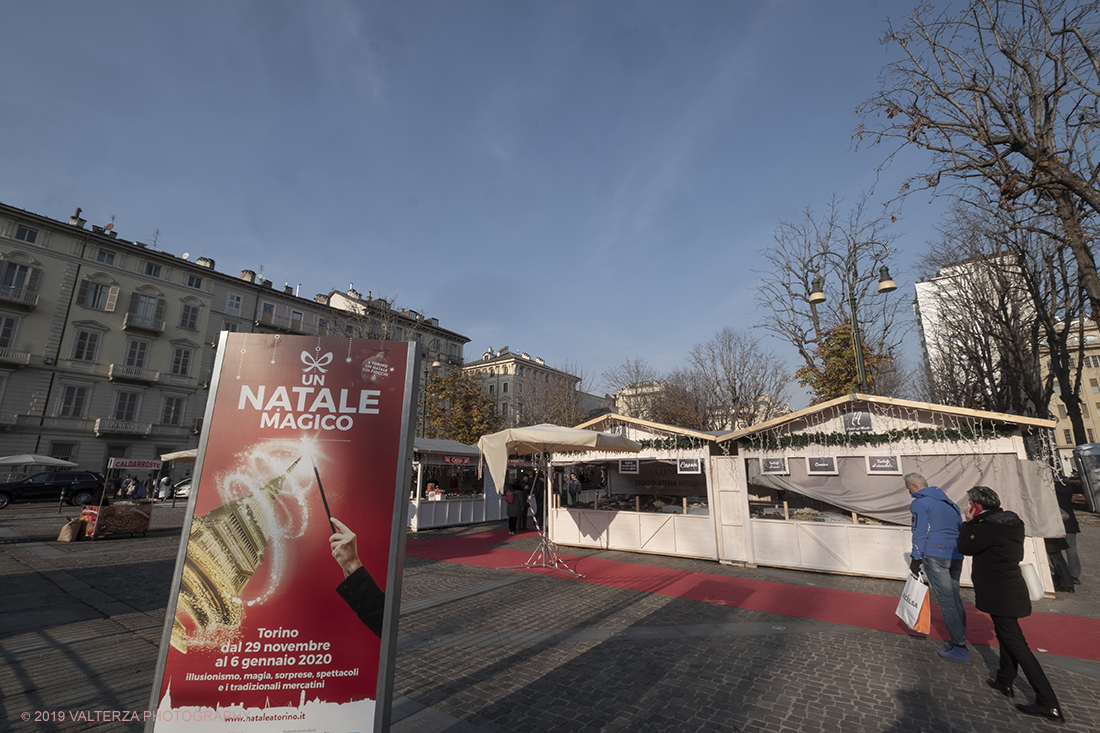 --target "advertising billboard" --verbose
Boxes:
[147,333,419,732]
